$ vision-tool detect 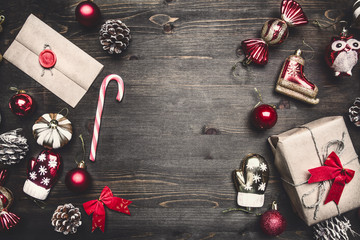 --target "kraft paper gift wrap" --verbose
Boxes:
[268,116,360,226]
[4,14,104,108]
